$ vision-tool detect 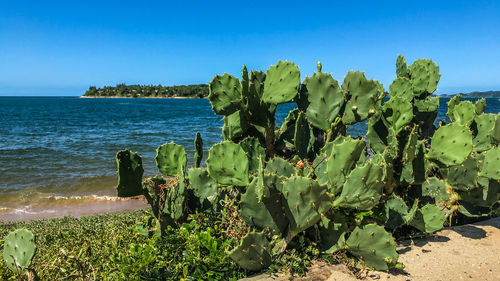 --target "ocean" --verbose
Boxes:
[0,96,499,216]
